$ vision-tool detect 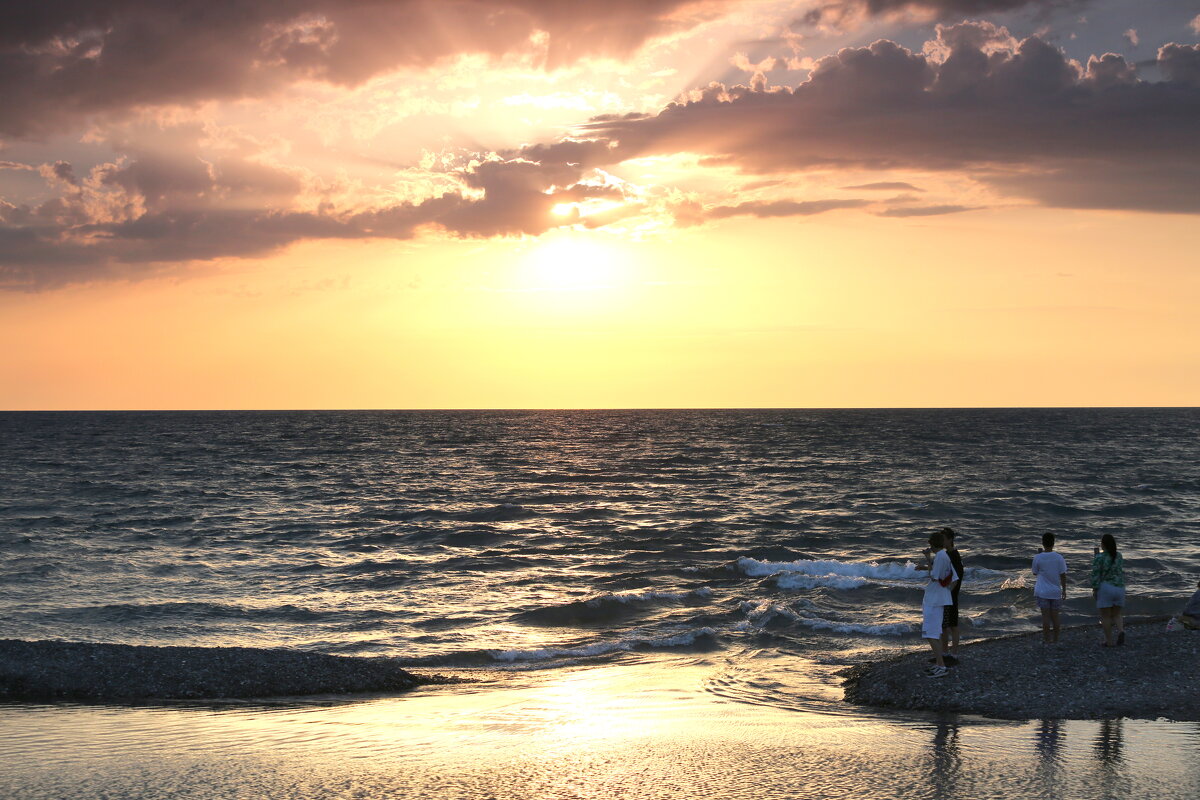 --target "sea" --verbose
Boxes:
[3,408,1200,799]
